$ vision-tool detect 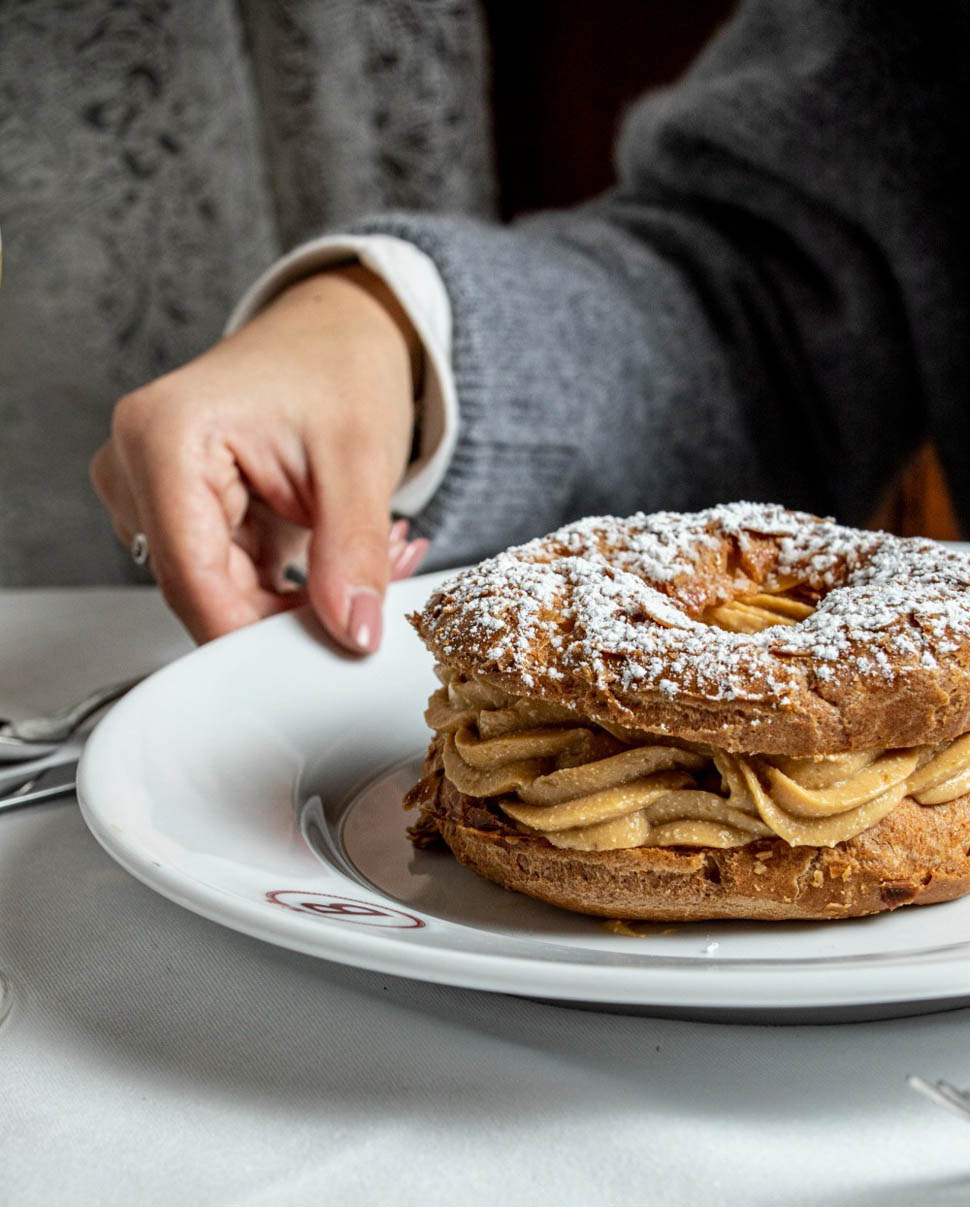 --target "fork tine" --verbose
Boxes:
[0,777,76,813]
[935,1081,970,1110]
[907,1075,970,1121]
[0,748,80,796]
